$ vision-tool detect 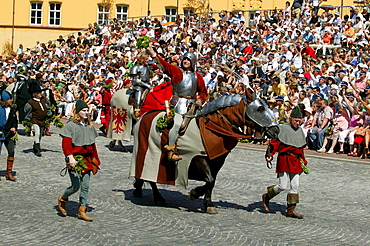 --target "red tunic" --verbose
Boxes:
[156,55,207,102]
[62,137,100,174]
[269,139,307,173]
